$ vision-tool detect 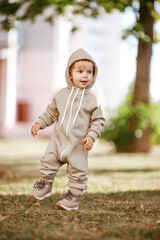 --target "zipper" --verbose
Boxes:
[60,87,84,161]
[60,144,71,161]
